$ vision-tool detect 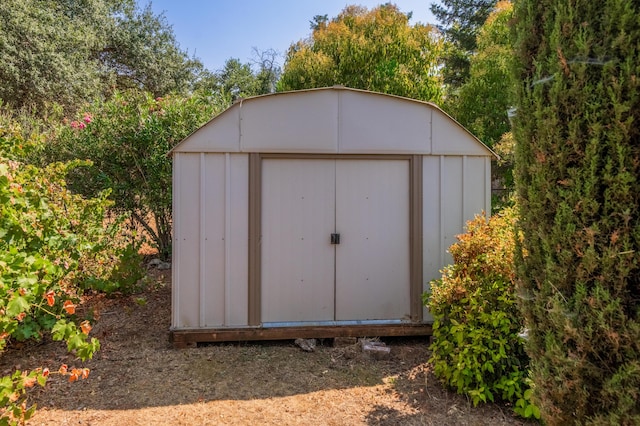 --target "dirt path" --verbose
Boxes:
[4,270,526,425]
